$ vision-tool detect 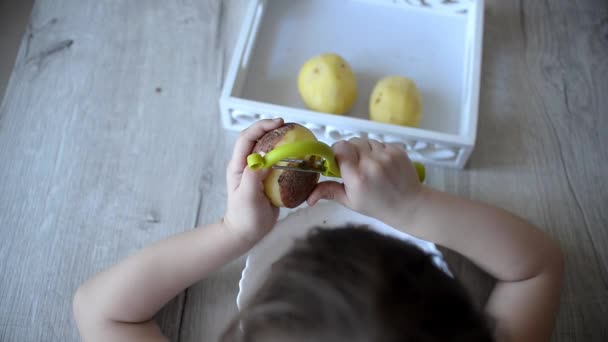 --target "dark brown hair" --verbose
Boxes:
[222,226,494,342]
